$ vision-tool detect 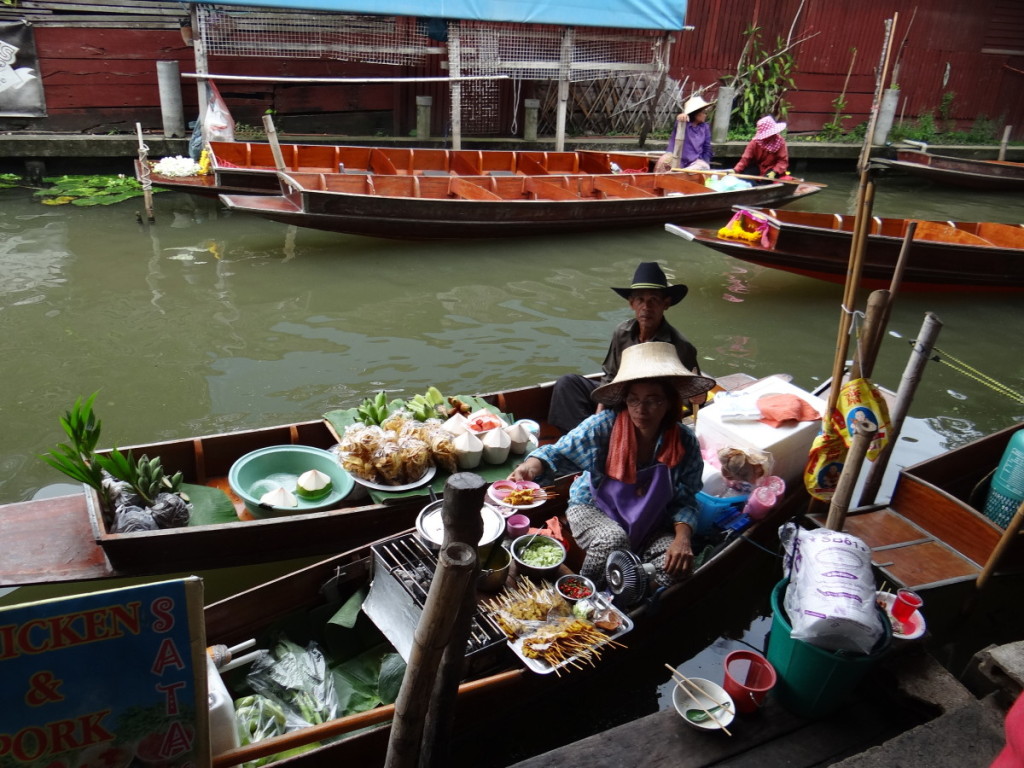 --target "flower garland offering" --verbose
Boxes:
[152,156,202,177]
